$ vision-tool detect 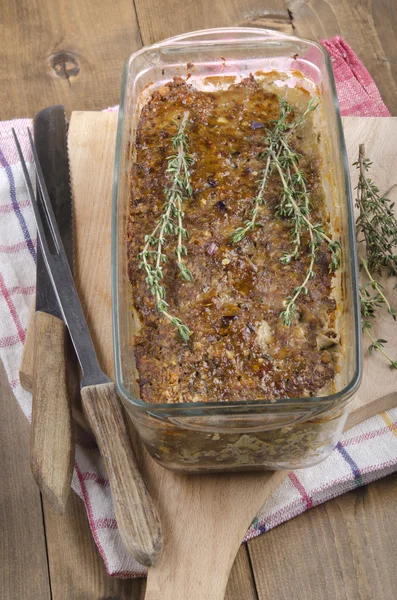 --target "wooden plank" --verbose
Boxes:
[43,491,144,599]
[138,545,259,599]
[68,111,119,375]
[0,0,141,119]
[225,546,258,600]
[0,361,51,600]
[133,0,292,46]
[248,472,397,600]
[286,0,397,115]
